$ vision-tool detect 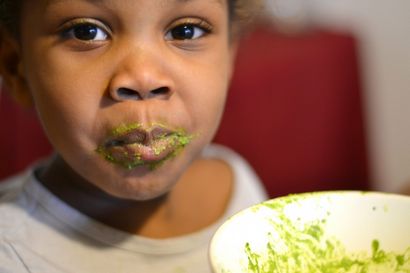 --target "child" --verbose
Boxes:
[0,0,267,272]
